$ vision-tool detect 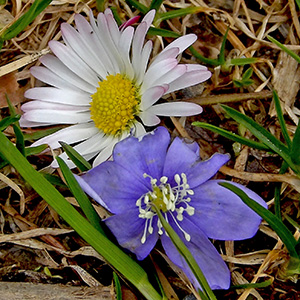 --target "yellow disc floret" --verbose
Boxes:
[90,74,140,136]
